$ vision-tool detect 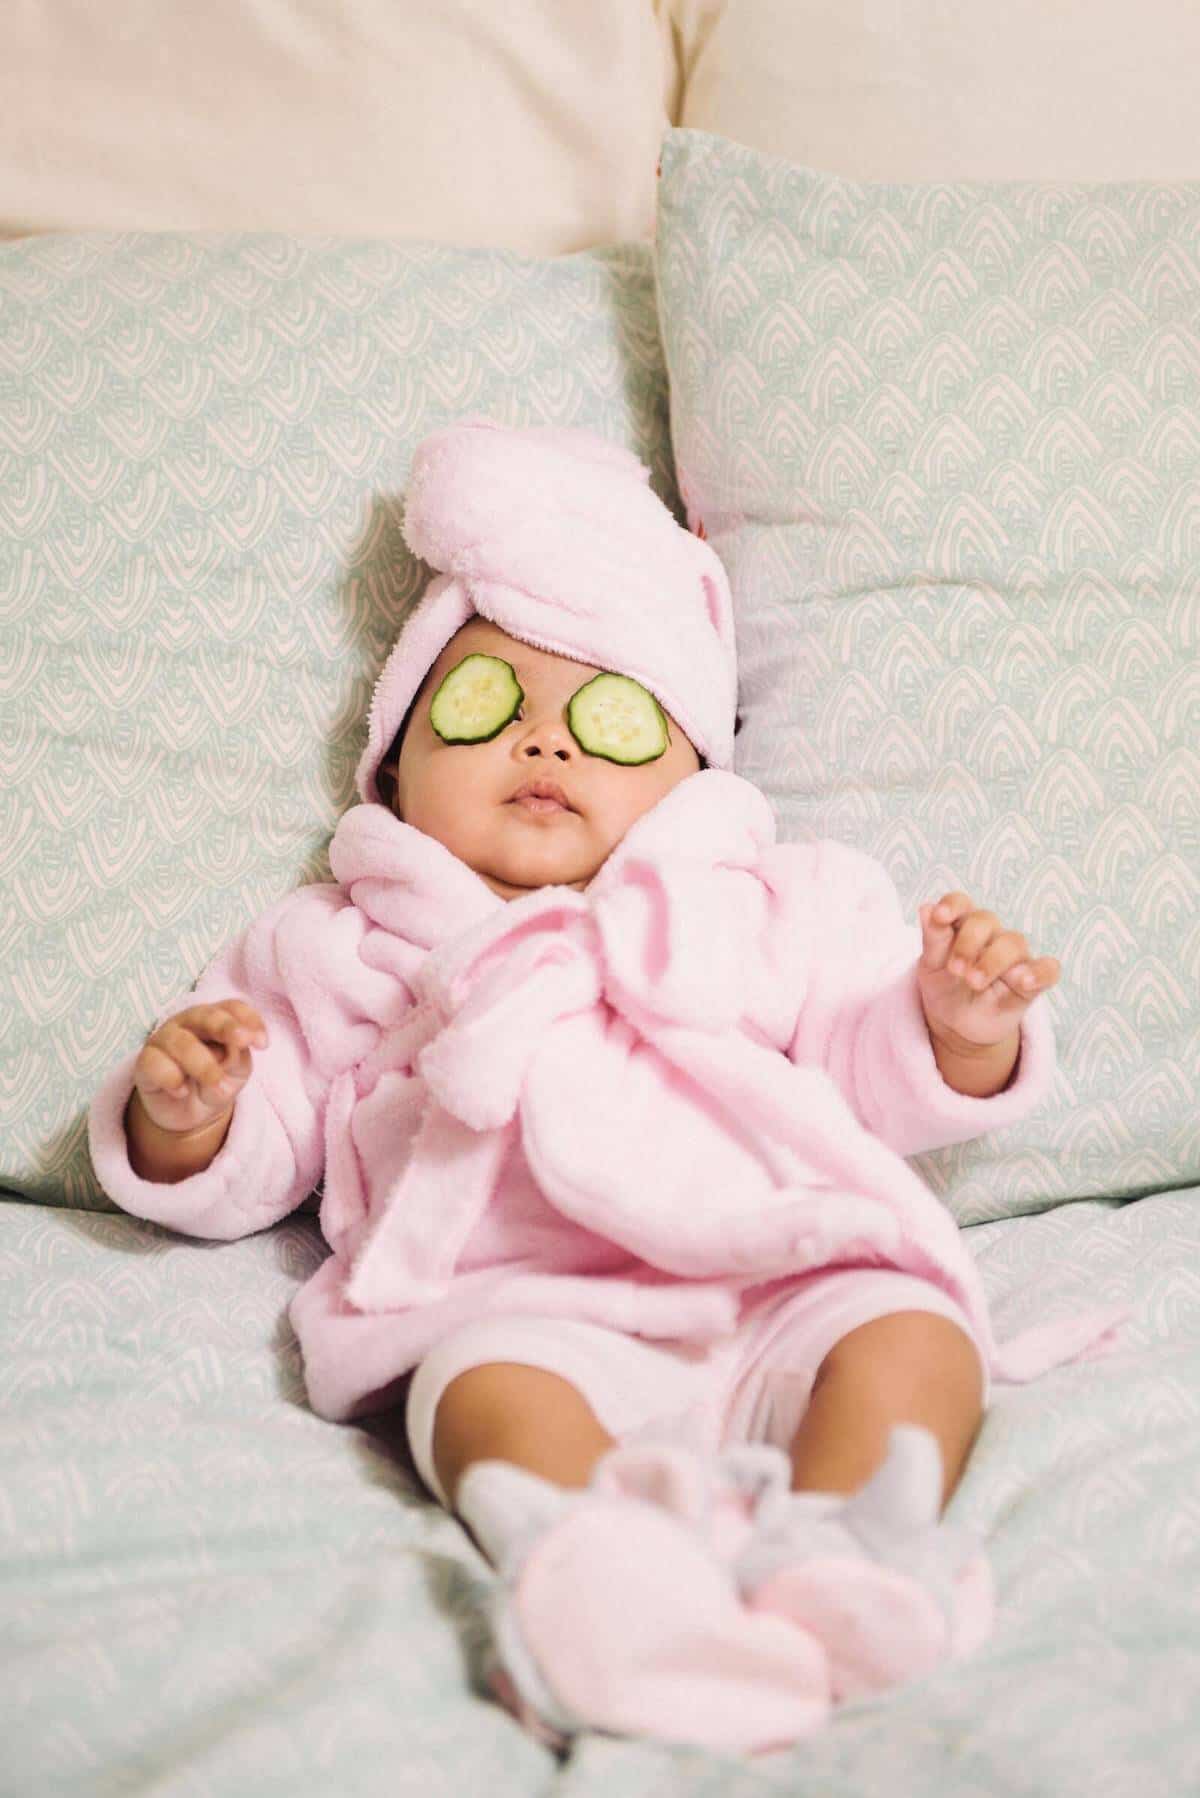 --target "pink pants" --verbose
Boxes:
[406,1268,987,1509]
